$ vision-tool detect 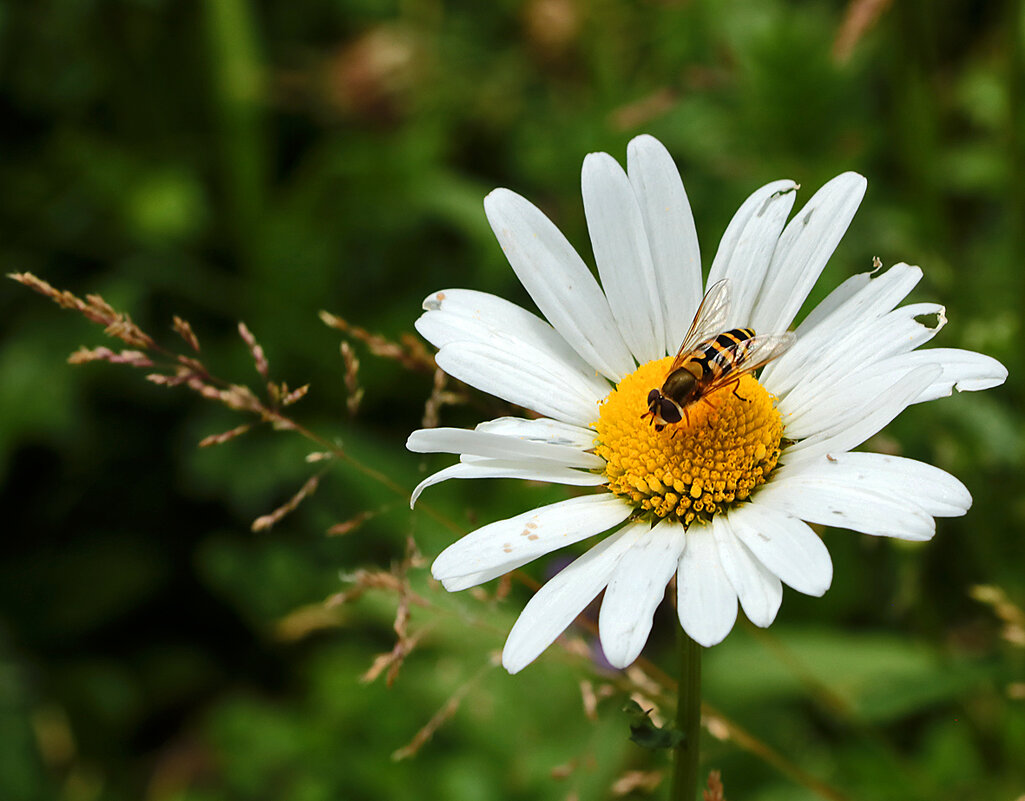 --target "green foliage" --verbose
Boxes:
[2,0,1024,799]
[623,700,686,750]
